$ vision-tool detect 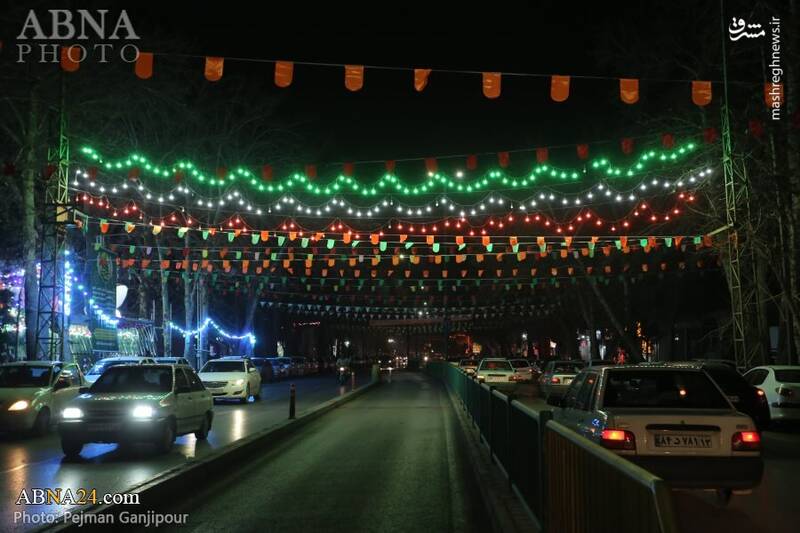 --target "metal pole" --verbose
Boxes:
[288,383,296,419]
